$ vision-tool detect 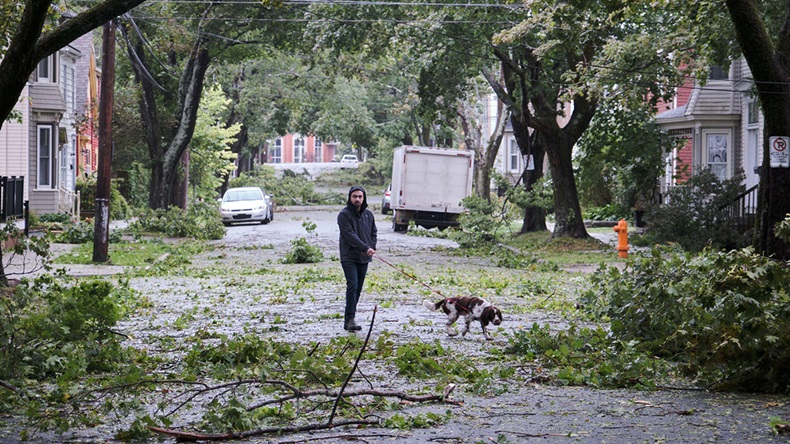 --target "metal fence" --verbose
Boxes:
[0,176,25,221]
[723,184,759,234]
